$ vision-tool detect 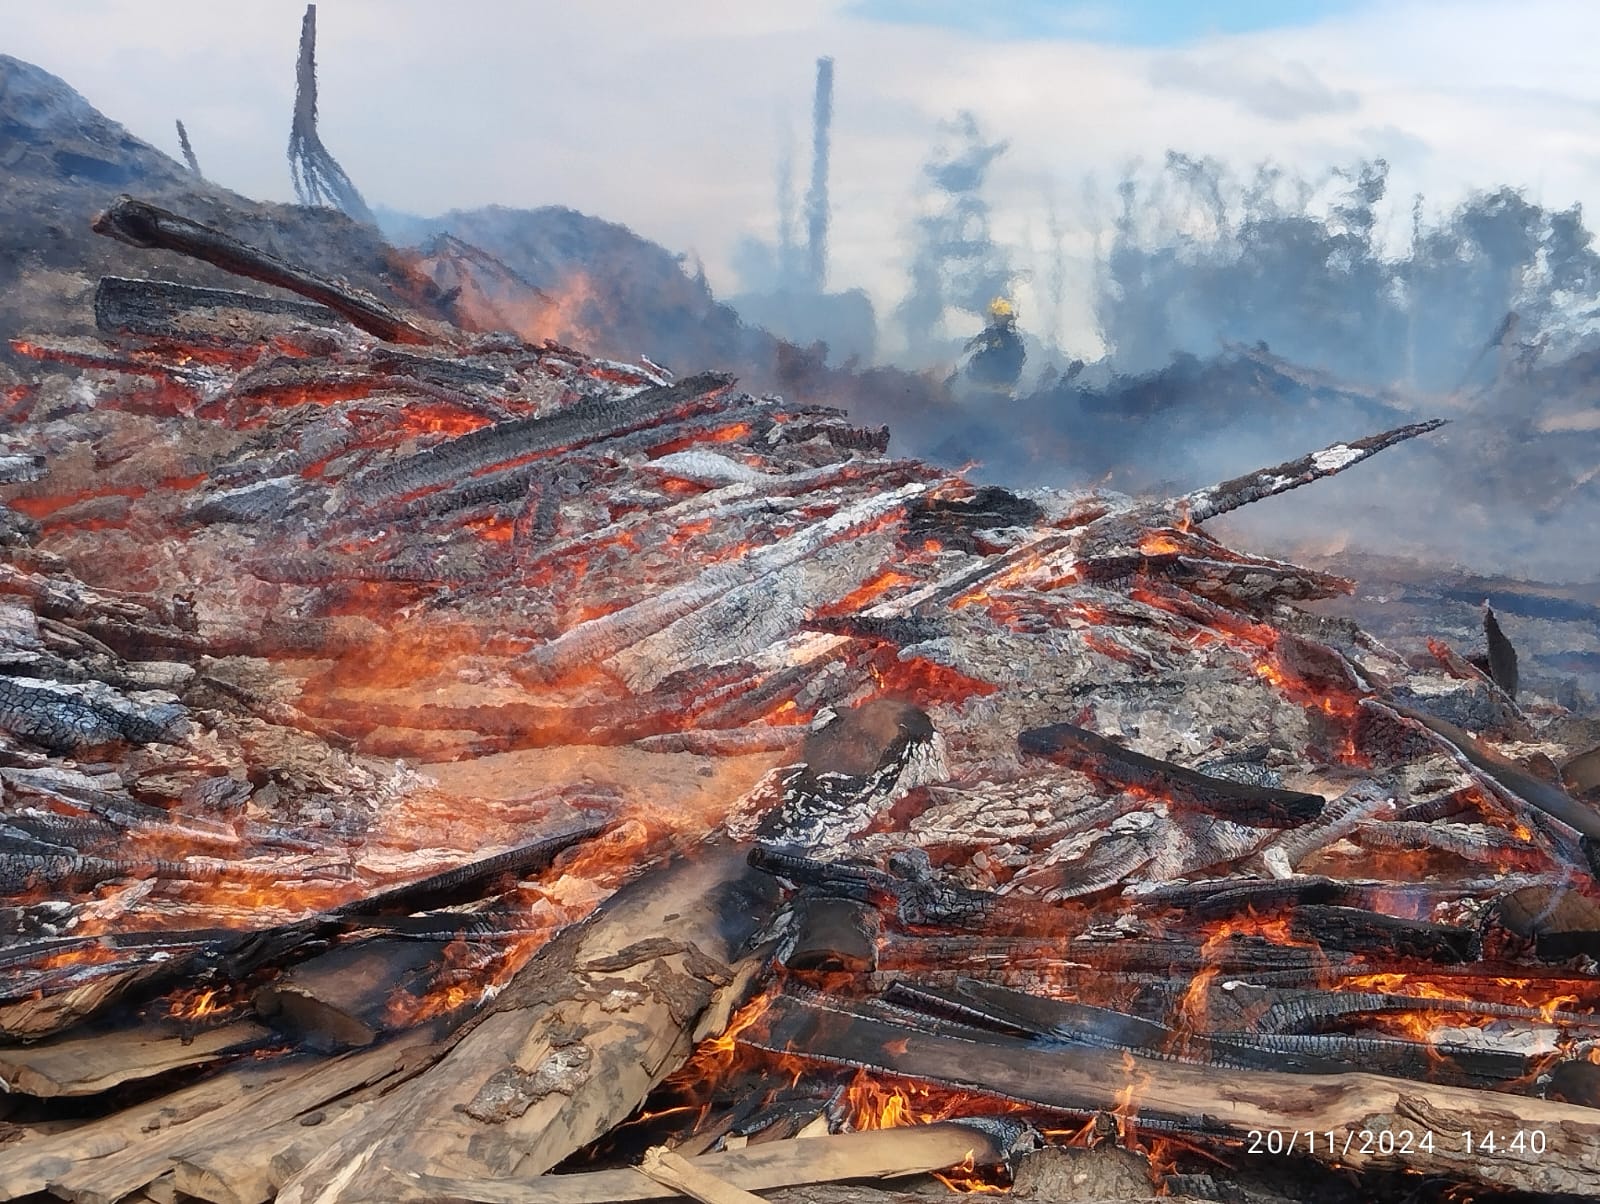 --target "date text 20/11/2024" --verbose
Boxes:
[1247,1129,1549,1157]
